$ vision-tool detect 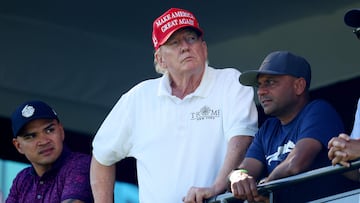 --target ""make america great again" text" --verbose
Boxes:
[155,10,195,33]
